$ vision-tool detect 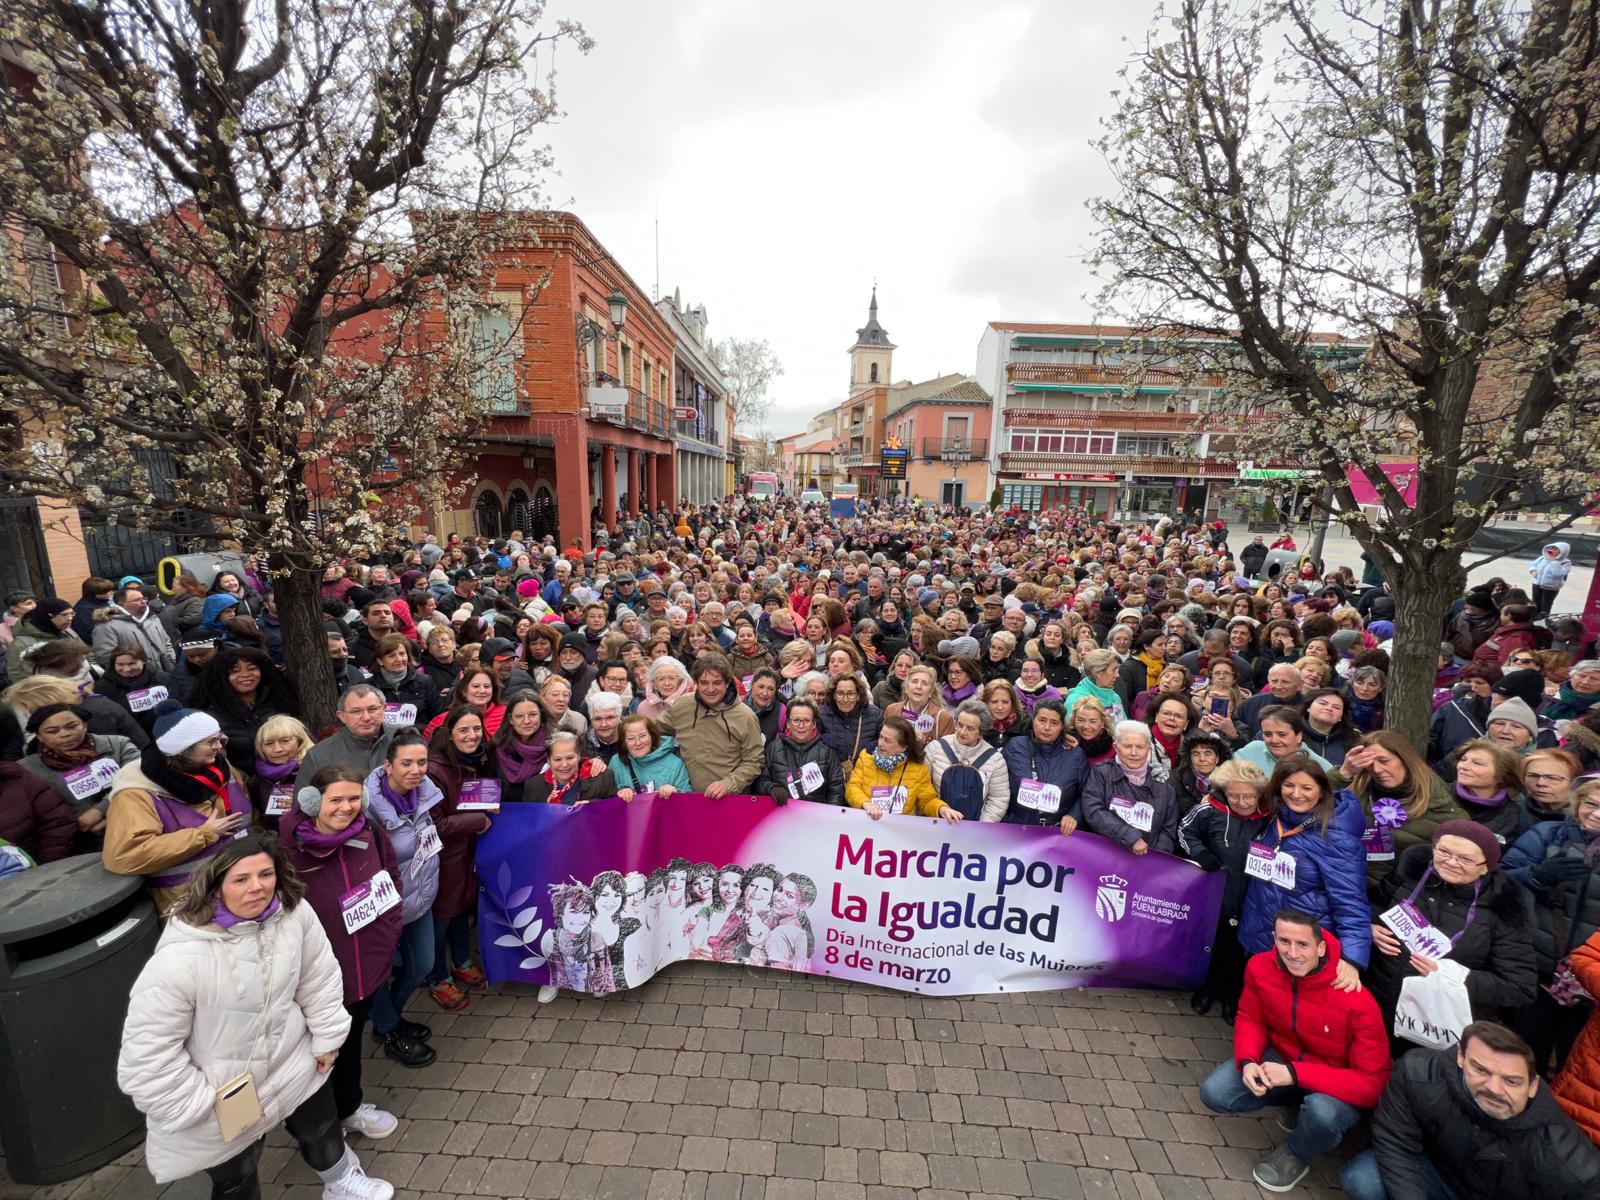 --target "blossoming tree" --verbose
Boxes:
[1091,0,1600,743]
[0,0,588,725]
